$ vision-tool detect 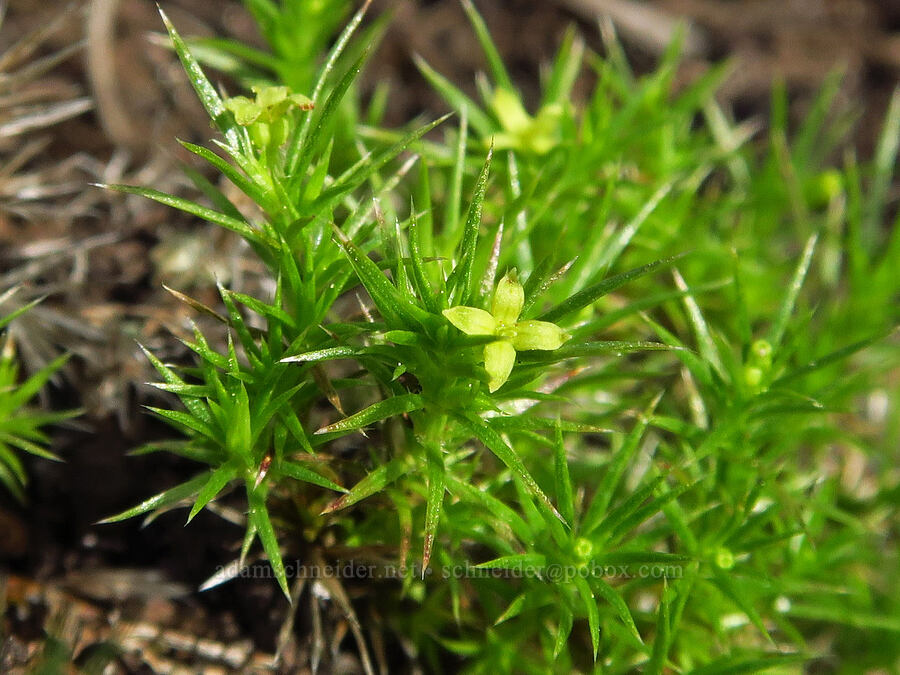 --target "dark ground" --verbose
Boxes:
[1,1,898,672]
